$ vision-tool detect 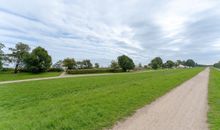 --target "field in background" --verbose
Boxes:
[208,68,220,130]
[0,71,61,81]
[0,68,203,130]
